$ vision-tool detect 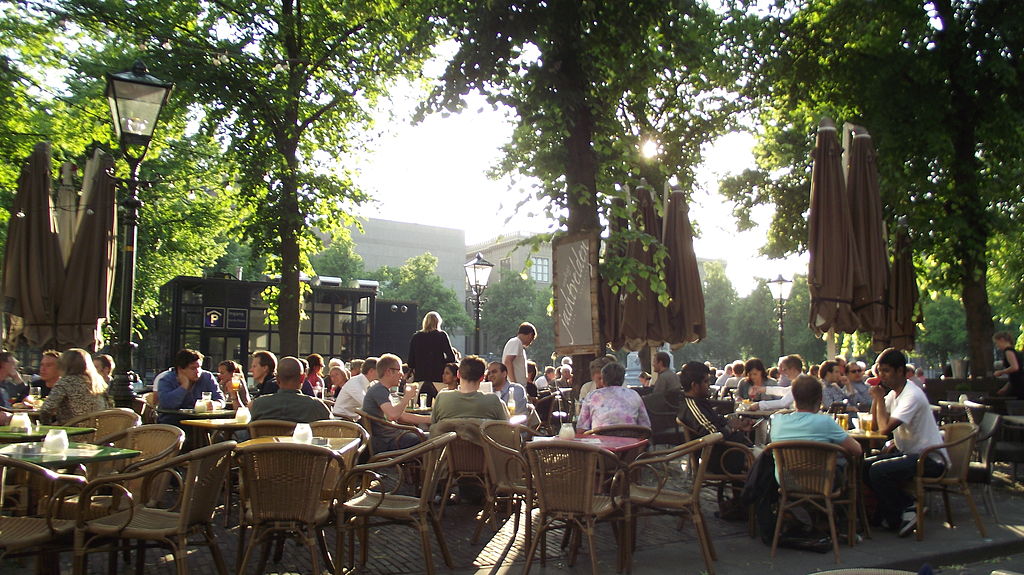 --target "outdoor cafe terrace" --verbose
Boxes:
[1,383,1023,575]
